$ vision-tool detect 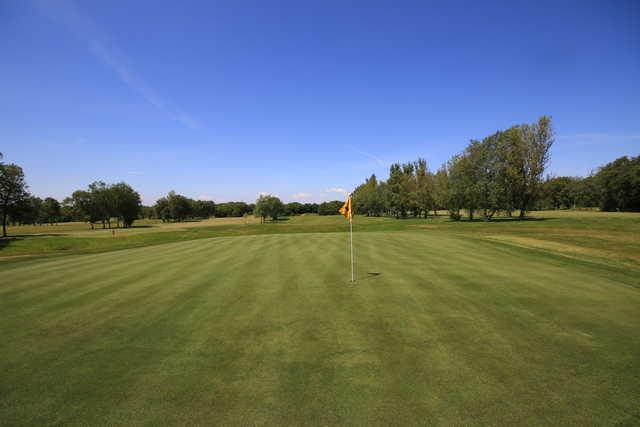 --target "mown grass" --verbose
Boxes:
[1,211,639,424]
[1,229,639,425]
